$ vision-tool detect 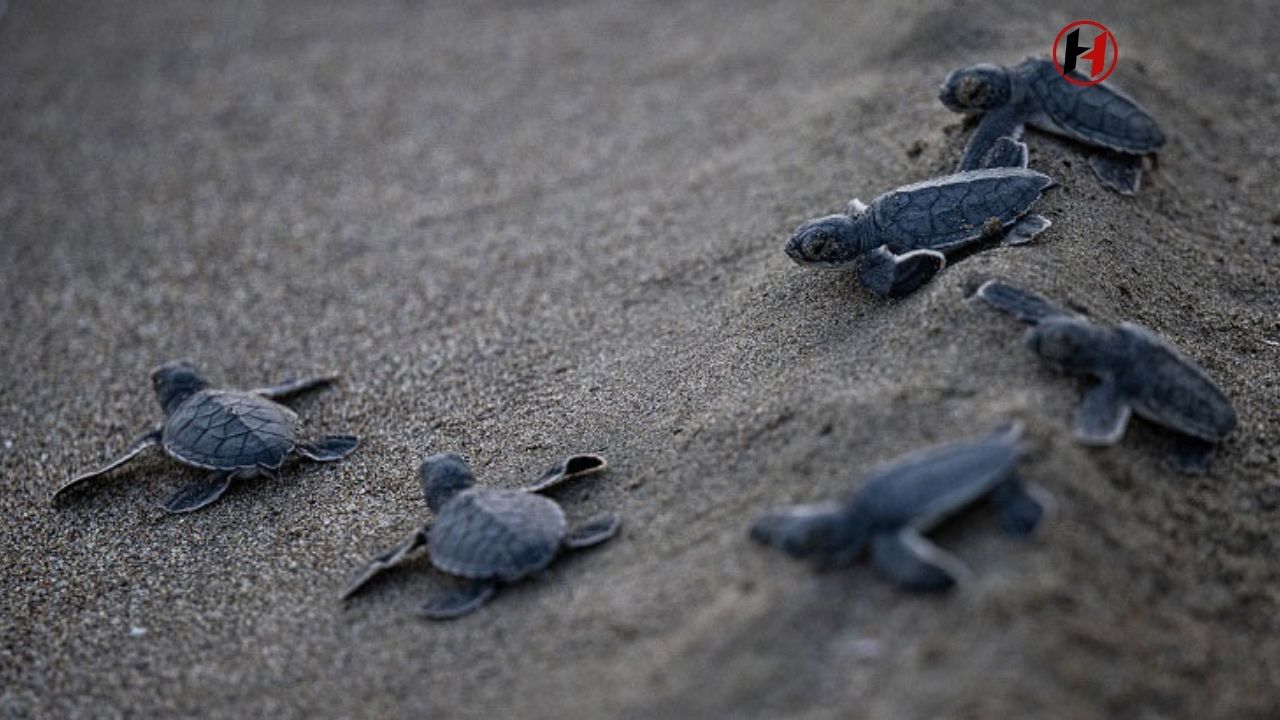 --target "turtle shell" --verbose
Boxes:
[854,424,1022,531]
[429,489,566,581]
[1117,324,1236,442]
[870,168,1053,253]
[162,390,299,471]
[1021,57,1165,154]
